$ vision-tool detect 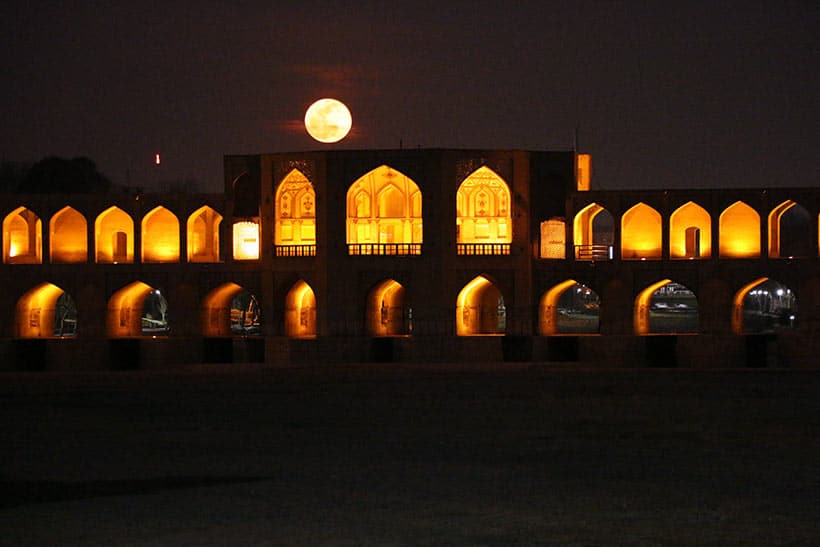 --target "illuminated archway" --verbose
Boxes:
[15,282,77,338]
[49,206,87,263]
[276,169,316,255]
[187,206,221,262]
[719,201,760,258]
[107,281,169,337]
[539,280,600,334]
[346,165,422,255]
[621,202,662,259]
[732,278,797,334]
[670,201,711,259]
[573,203,614,260]
[768,200,811,258]
[635,280,699,334]
[141,206,180,263]
[285,280,316,338]
[95,206,133,263]
[3,206,42,264]
[456,166,511,254]
[456,275,505,336]
[366,279,409,336]
[201,283,261,337]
